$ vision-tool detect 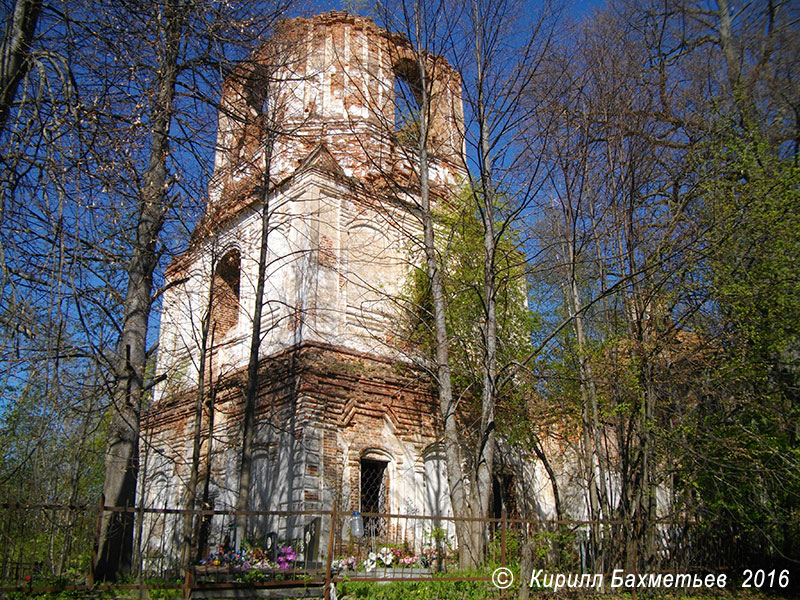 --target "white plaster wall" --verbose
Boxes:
[423,448,457,547]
